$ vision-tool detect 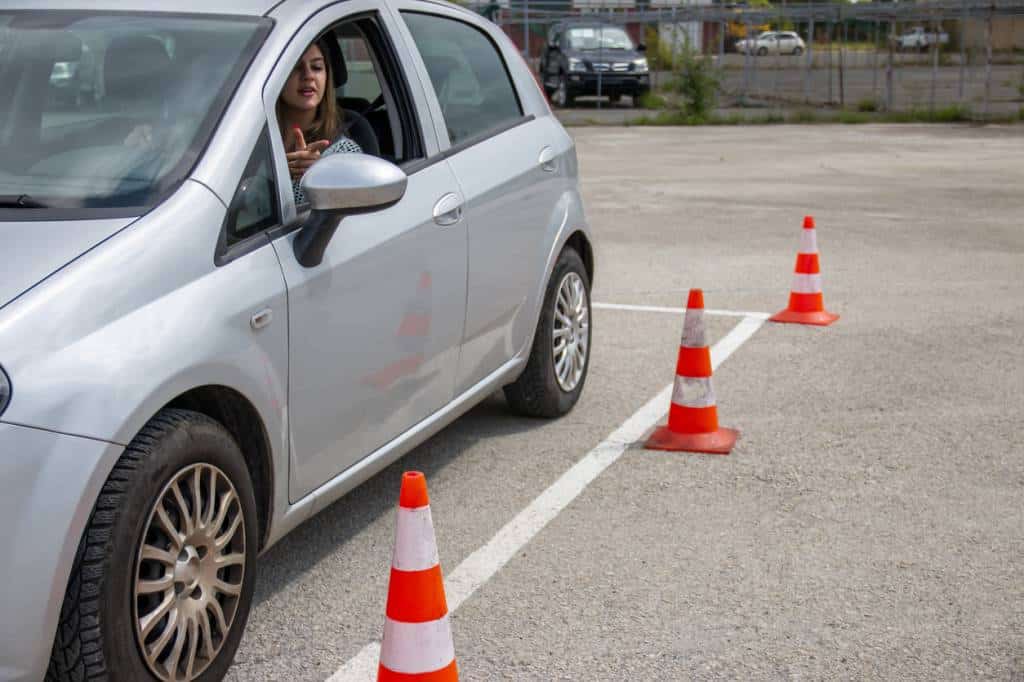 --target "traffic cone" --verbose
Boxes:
[378,472,458,682]
[644,289,738,455]
[770,215,839,326]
